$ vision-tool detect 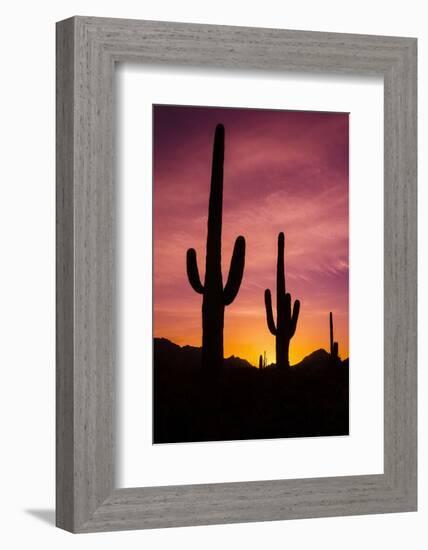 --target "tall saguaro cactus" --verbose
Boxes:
[329,312,339,363]
[264,232,300,368]
[186,124,246,371]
